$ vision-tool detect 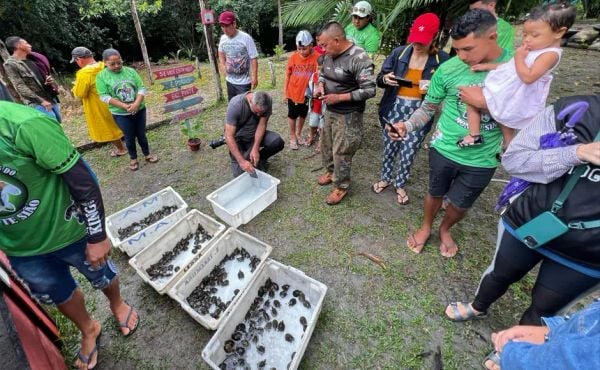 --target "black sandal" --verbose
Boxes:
[457,134,484,147]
